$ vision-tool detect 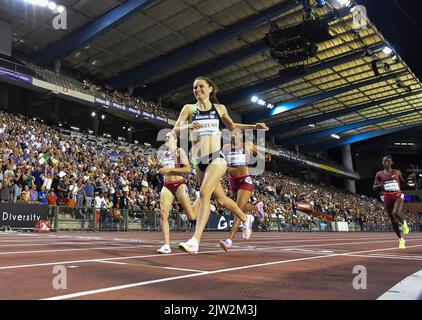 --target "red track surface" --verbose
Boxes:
[0,231,421,300]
